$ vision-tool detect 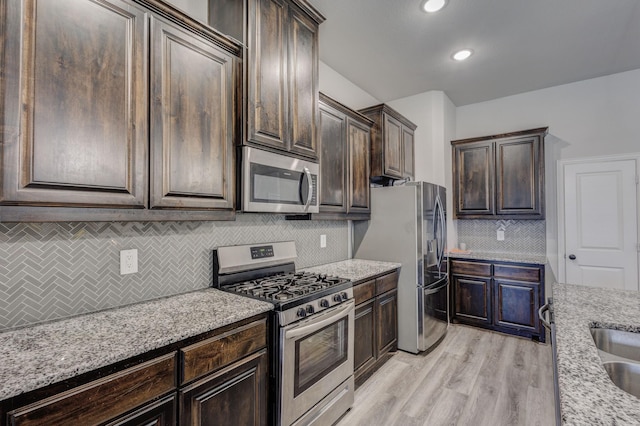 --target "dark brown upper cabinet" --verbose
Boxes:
[246,0,324,160]
[150,16,235,211]
[316,93,373,220]
[0,0,240,222]
[451,127,547,219]
[0,0,149,209]
[359,104,417,181]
